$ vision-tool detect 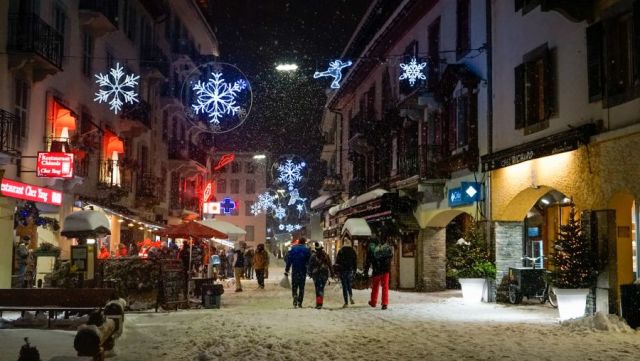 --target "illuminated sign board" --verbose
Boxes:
[203,202,221,215]
[1,178,62,205]
[203,182,214,203]
[214,154,235,171]
[37,152,74,178]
